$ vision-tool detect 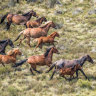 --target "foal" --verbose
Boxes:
[60,64,81,80]
[25,17,47,28]
[0,48,21,67]
[35,32,59,49]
